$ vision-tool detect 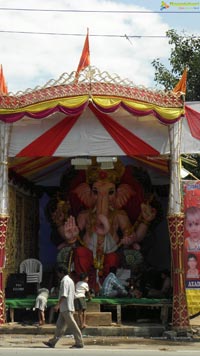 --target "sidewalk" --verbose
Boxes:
[1,315,200,348]
[0,321,166,337]
[0,332,200,349]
